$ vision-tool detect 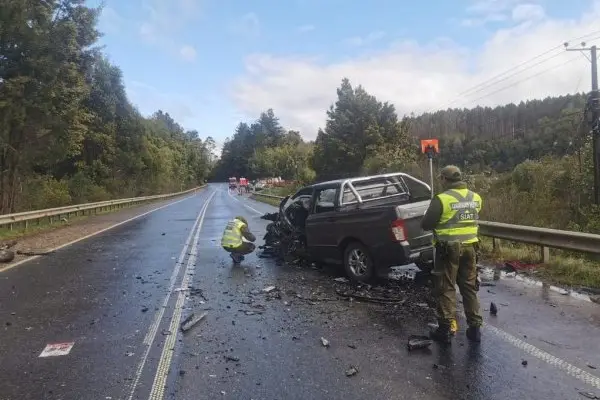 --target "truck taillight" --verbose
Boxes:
[391,219,406,242]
